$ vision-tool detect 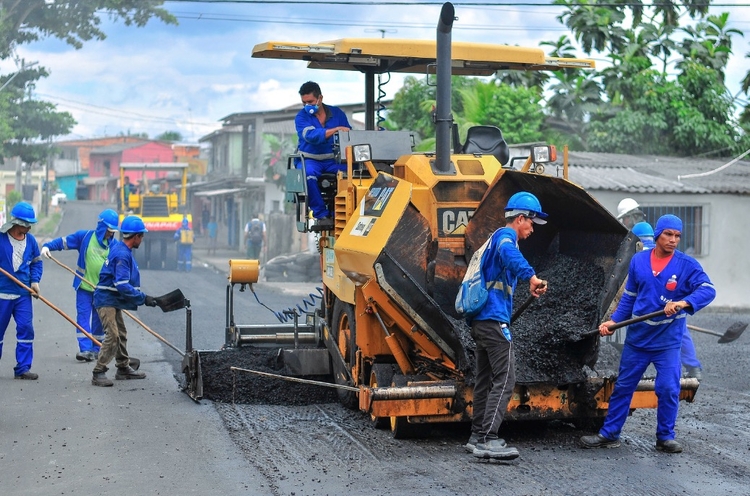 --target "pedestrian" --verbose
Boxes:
[615,197,645,229]
[580,214,715,454]
[244,215,266,260]
[295,81,351,230]
[467,191,548,460]
[173,217,194,272]
[201,204,210,237]
[632,220,702,380]
[40,209,119,362]
[207,216,218,255]
[91,216,159,387]
[0,202,43,380]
